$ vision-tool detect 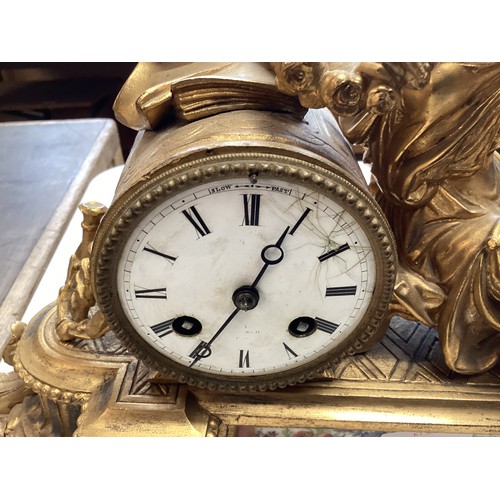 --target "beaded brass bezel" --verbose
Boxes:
[91,151,396,392]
